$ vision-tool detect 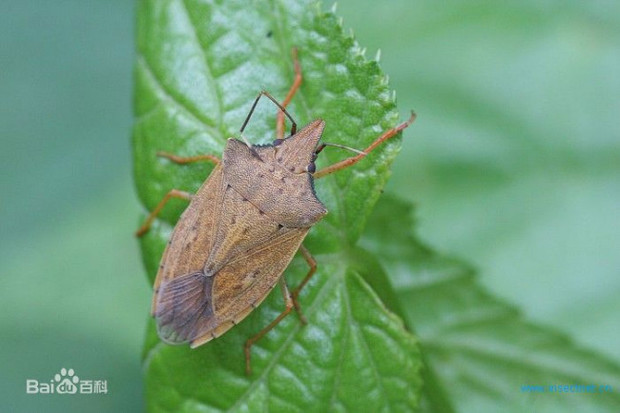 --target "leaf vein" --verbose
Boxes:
[180,0,225,135]
[137,55,223,141]
[226,272,342,412]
